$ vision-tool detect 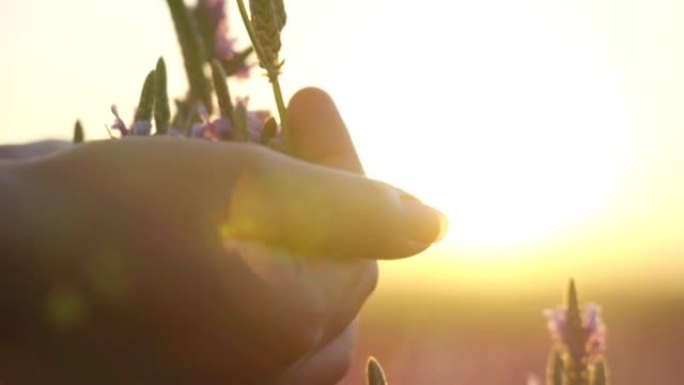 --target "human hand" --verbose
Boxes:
[0,139,71,160]
[1,89,445,385]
